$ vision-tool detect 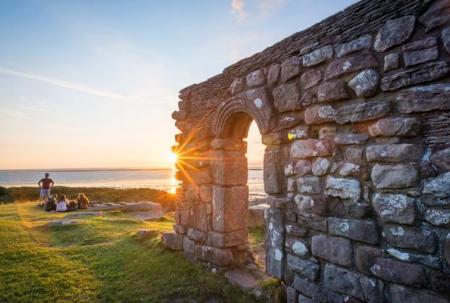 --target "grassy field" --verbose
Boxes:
[0,202,266,303]
[0,187,176,211]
